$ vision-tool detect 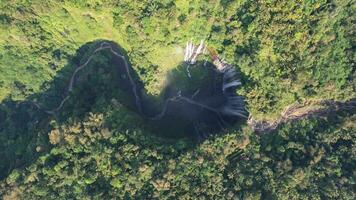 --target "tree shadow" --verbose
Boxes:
[0,39,248,179]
